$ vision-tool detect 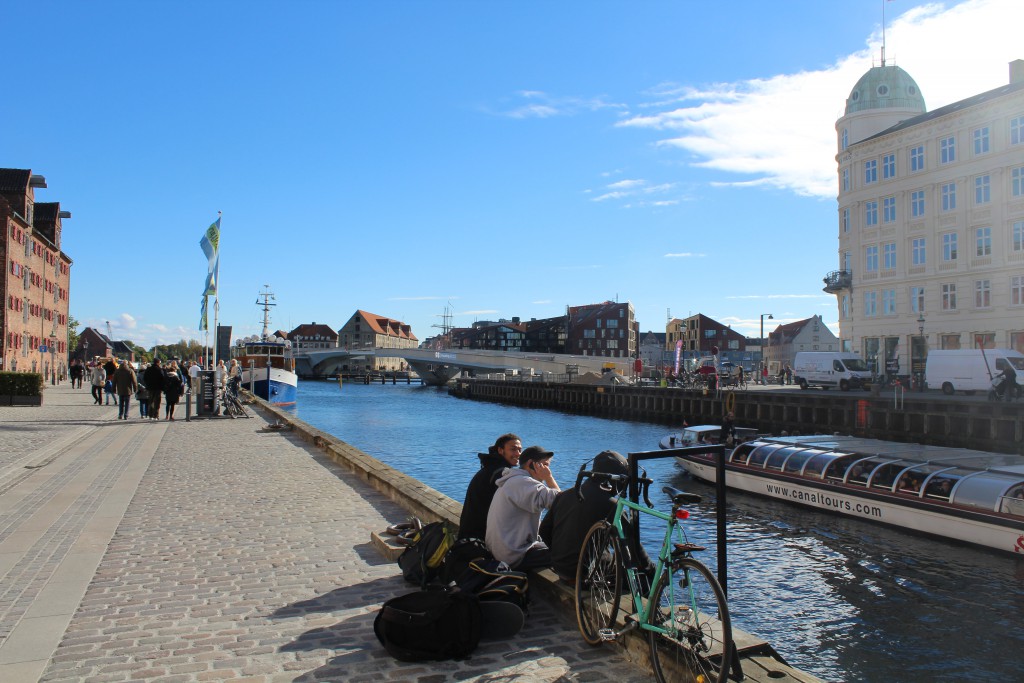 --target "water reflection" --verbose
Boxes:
[295,381,1024,682]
